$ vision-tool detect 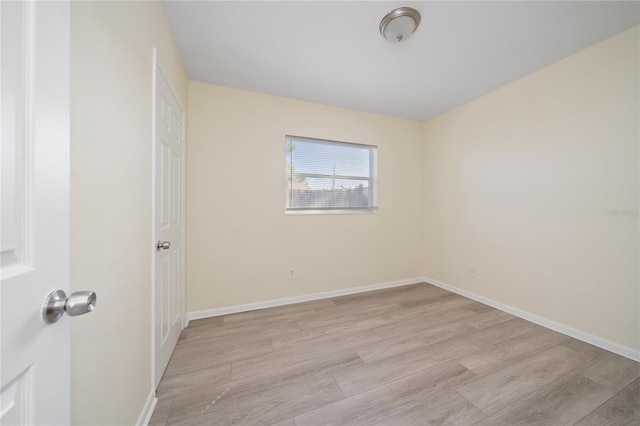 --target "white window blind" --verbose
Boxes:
[286,136,378,213]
